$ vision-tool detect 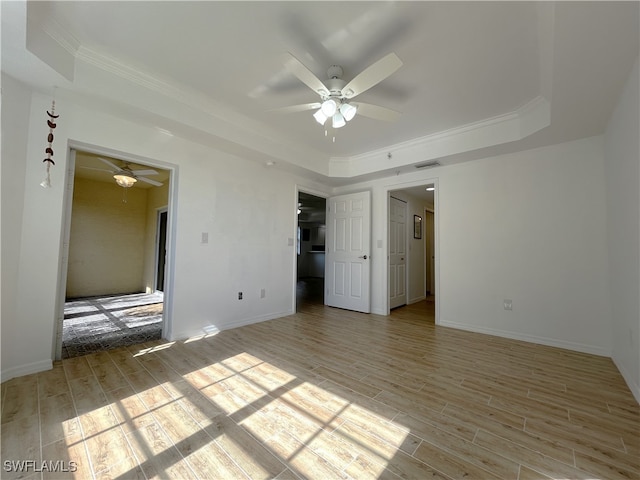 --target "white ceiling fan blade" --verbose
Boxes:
[285,53,330,96]
[78,166,113,173]
[130,169,158,176]
[269,102,321,114]
[353,103,401,122]
[97,157,121,171]
[341,53,403,99]
[138,177,163,187]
